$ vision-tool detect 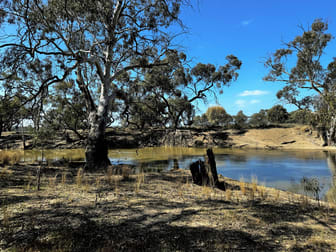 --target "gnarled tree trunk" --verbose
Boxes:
[81,73,112,171]
[327,116,336,146]
[85,124,110,171]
